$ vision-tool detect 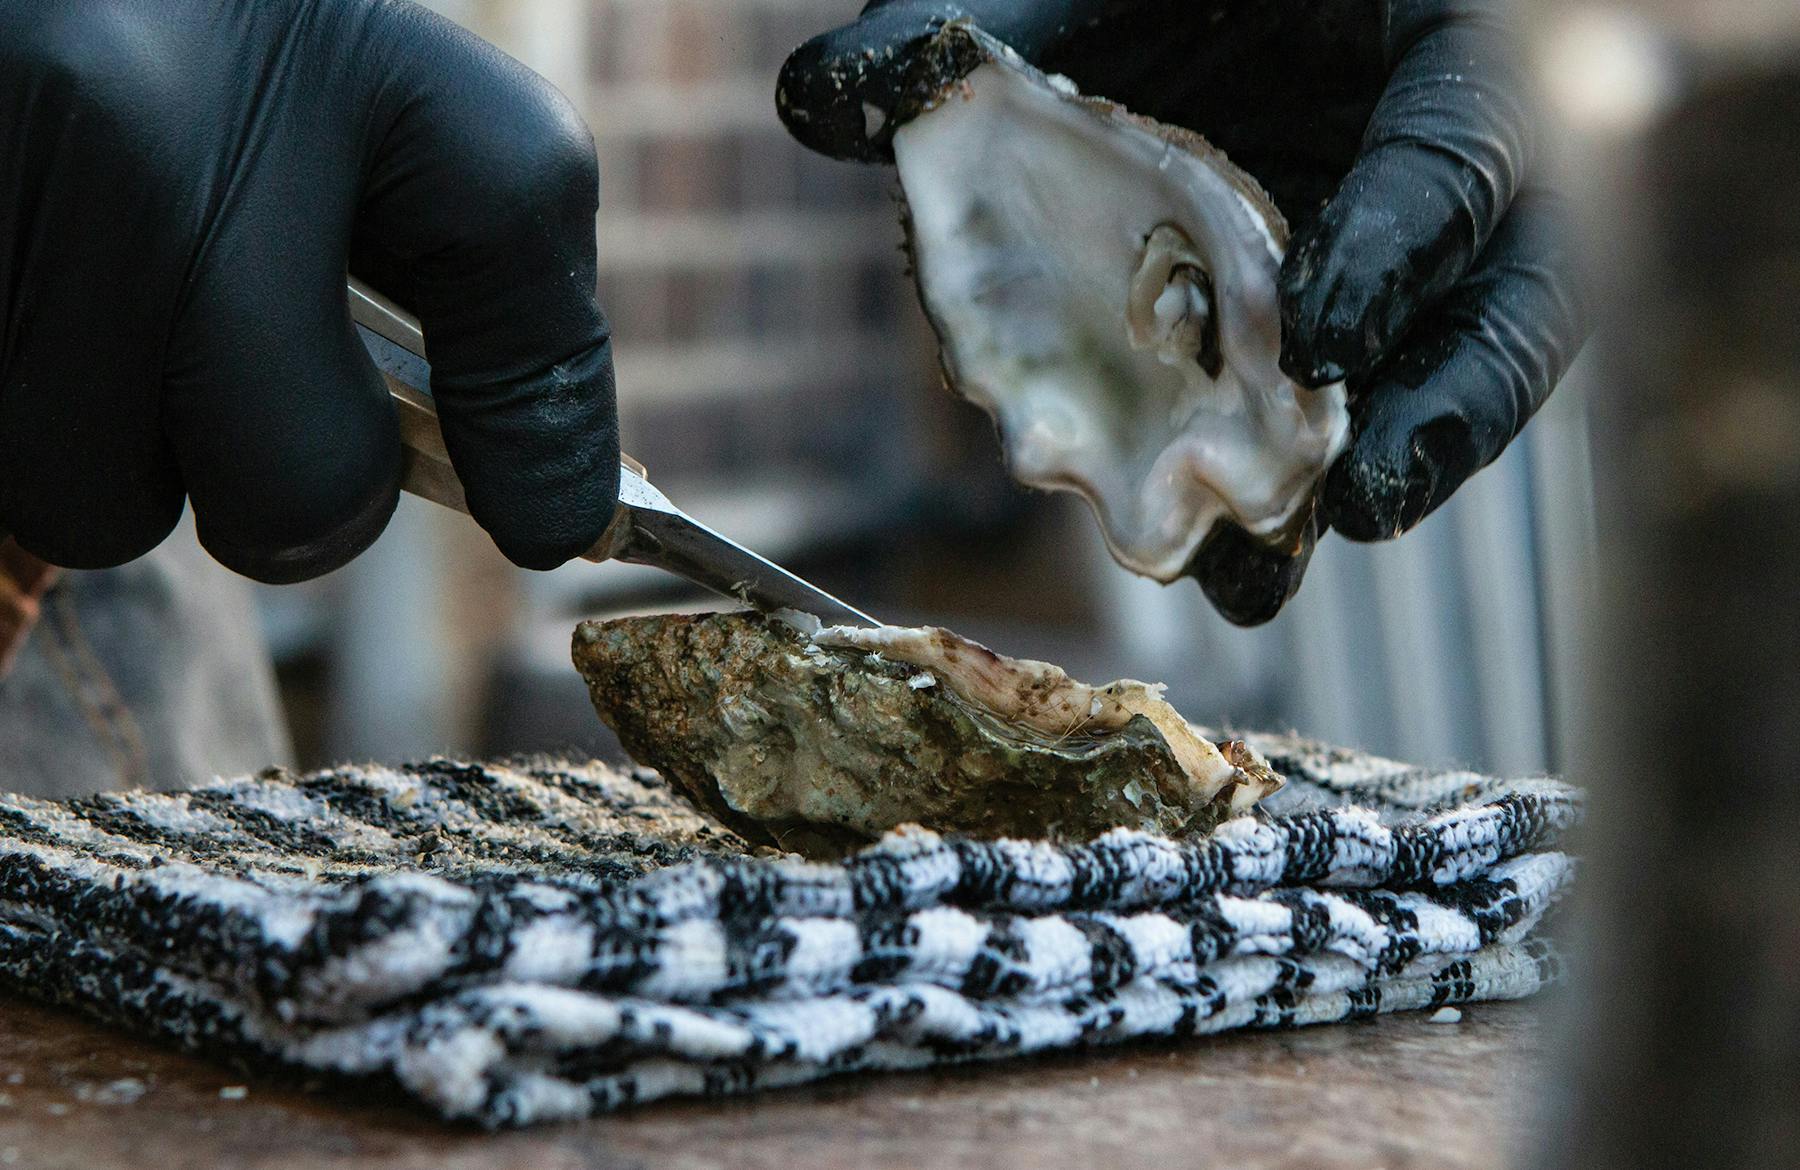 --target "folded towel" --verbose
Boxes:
[0,736,1577,1126]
